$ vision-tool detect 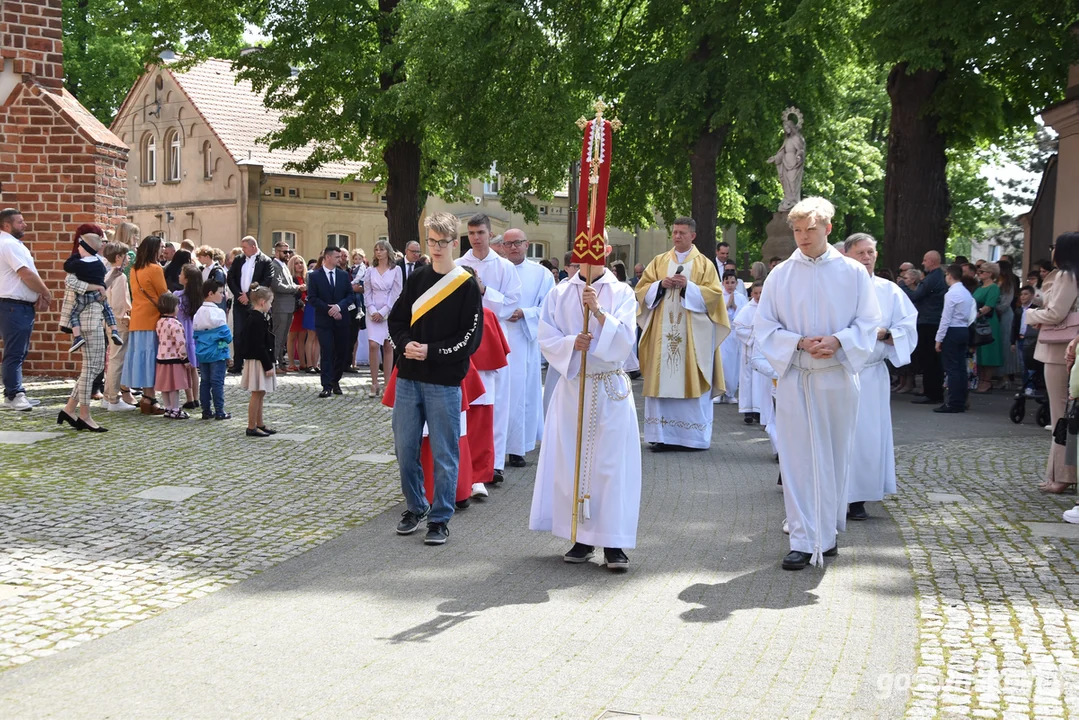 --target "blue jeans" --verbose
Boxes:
[0,300,35,400]
[941,326,969,410]
[199,360,227,416]
[392,378,461,524]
